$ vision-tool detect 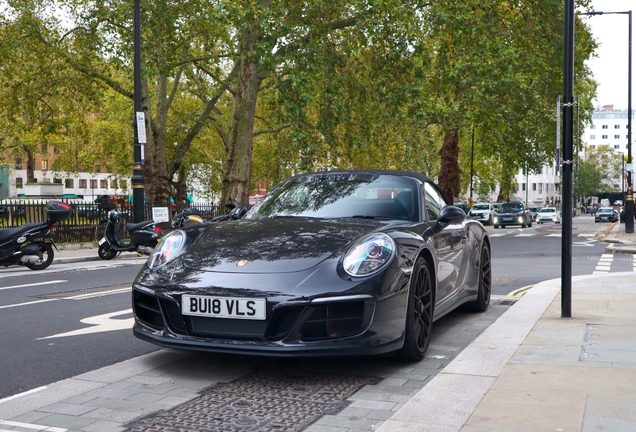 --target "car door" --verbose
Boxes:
[422,182,466,306]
